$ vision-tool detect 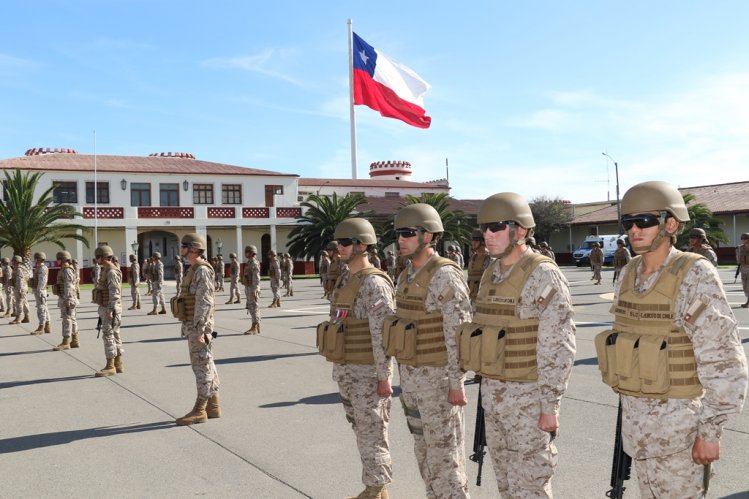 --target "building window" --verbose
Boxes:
[160,183,179,207]
[350,191,365,196]
[131,183,151,207]
[193,184,214,204]
[385,191,400,198]
[53,181,78,204]
[85,181,110,204]
[222,184,242,205]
